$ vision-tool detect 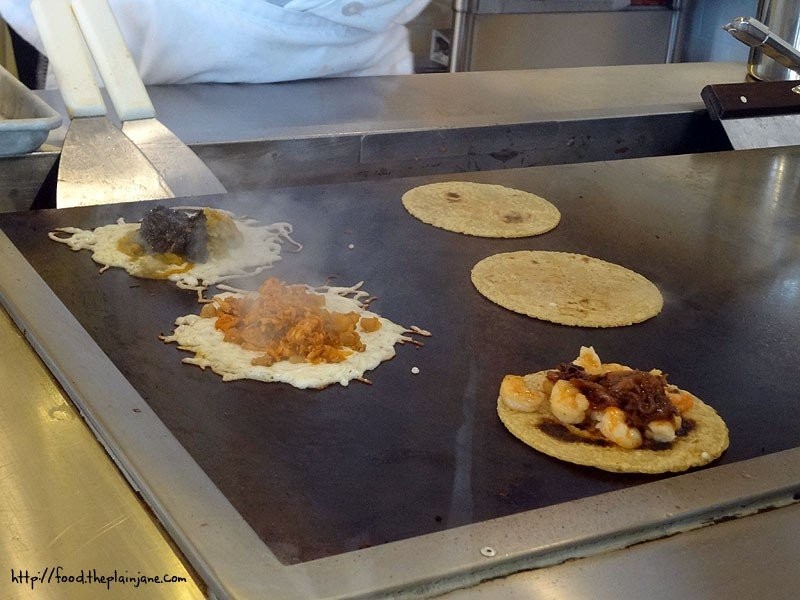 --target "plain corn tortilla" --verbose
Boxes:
[401,182,561,238]
[471,251,663,327]
[498,372,730,474]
